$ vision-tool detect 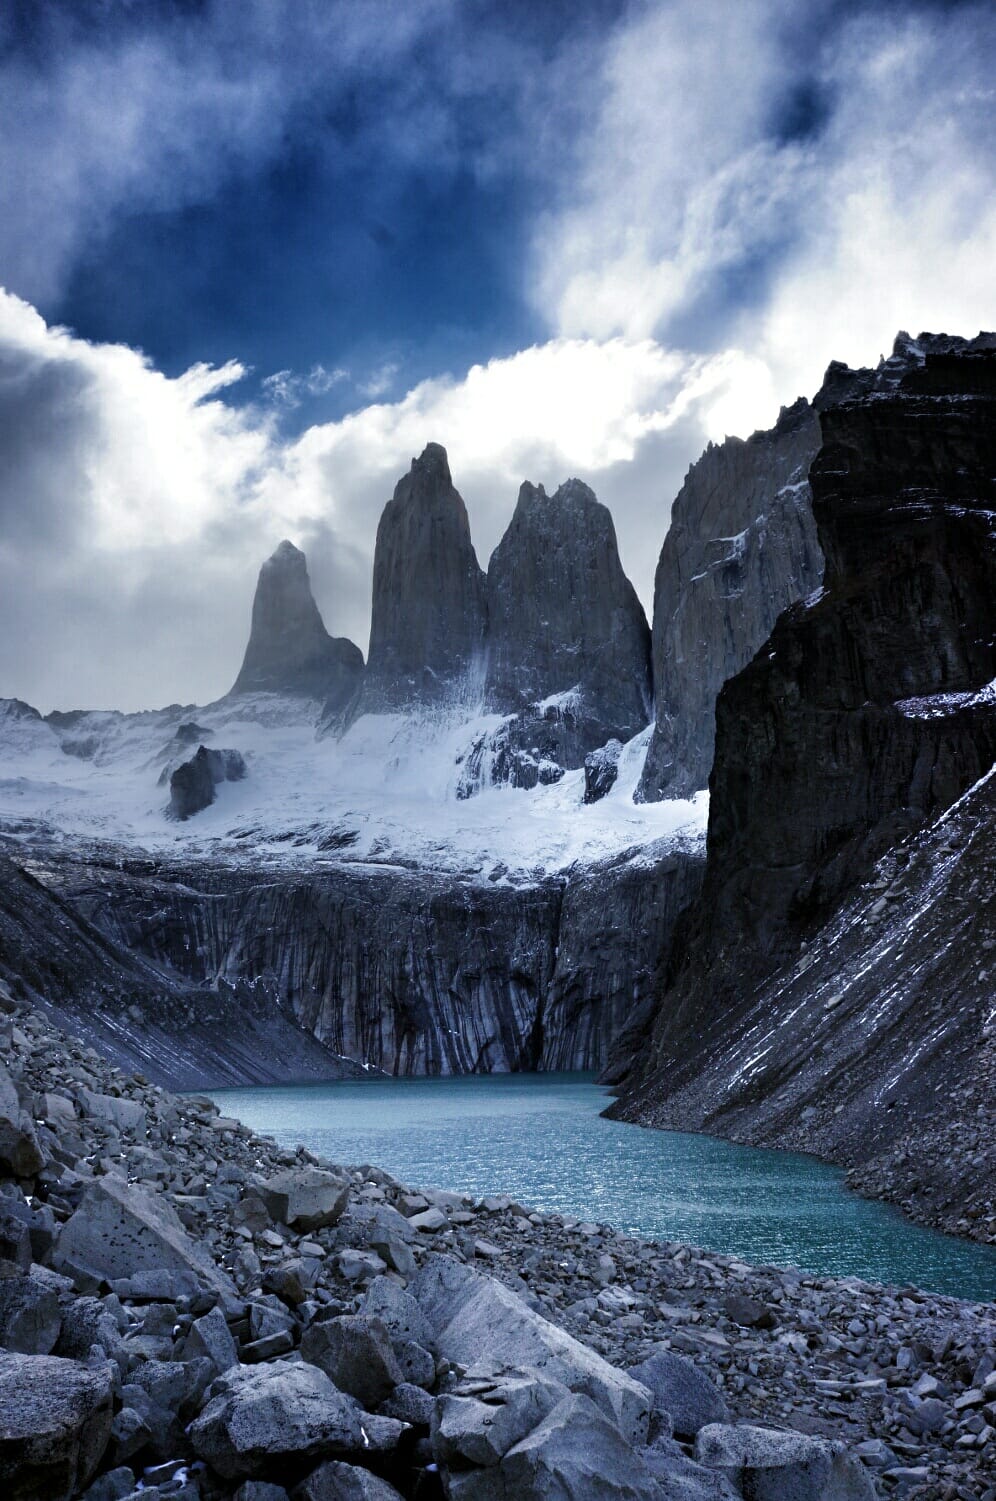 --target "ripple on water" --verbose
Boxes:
[208,1072,996,1303]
